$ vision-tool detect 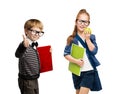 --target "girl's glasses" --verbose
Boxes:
[77,19,90,26]
[28,29,44,36]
